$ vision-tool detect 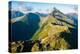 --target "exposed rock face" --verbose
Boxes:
[50,8,66,18]
[9,7,78,53]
